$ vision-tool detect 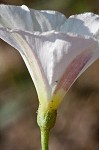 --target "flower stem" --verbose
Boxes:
[37,108,57,150]
[41,129,49,150]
